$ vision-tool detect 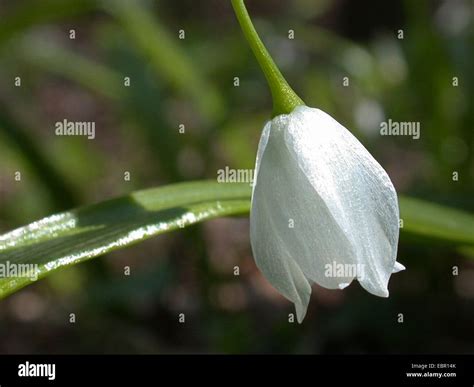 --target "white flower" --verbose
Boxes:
[250,105,404,323]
